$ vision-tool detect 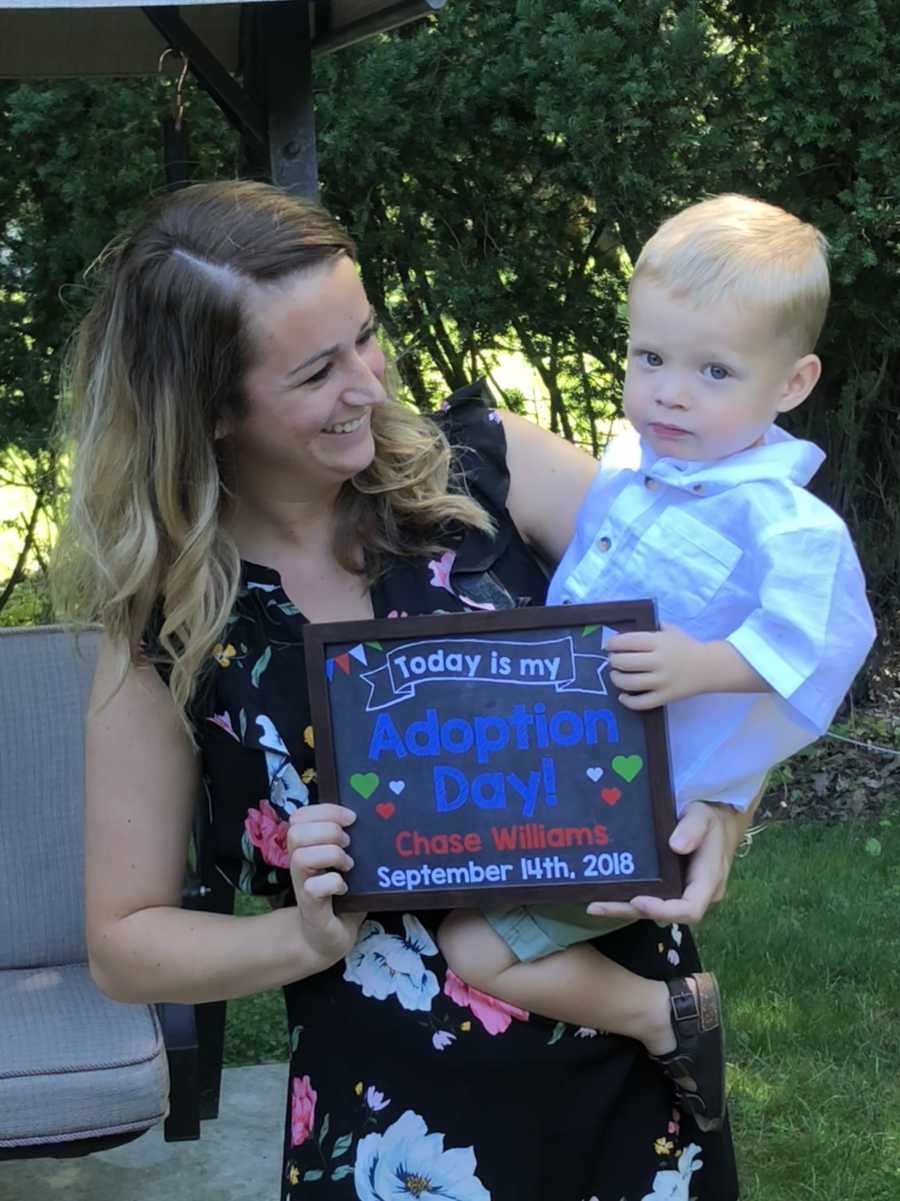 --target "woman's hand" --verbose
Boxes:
[585,800,748,927]
[288,804,366,964]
